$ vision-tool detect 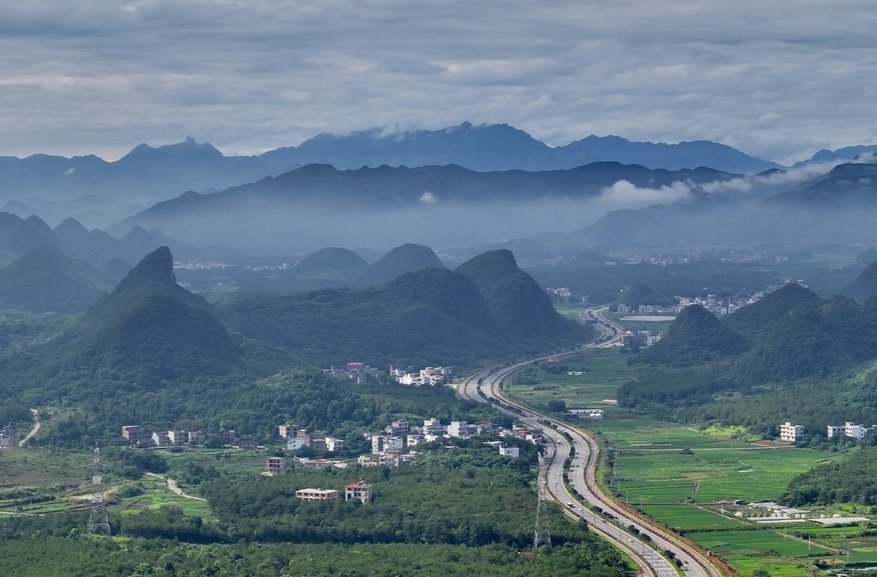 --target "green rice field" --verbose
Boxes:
[504,348,634,408]
[502,339,873,576]
[637,504,744,530]
[612,446,839,505]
